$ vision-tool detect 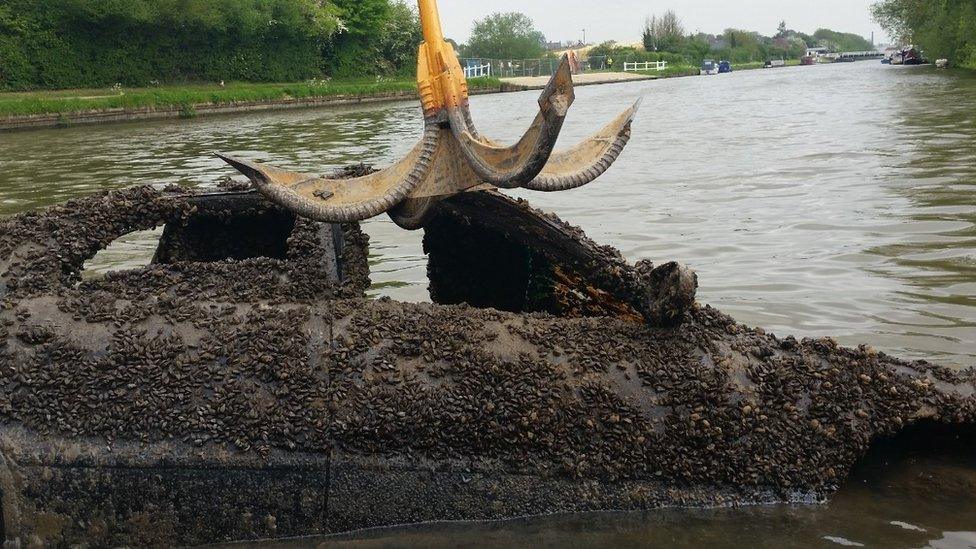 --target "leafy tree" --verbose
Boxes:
[724,29,760,52]
[872,0,976,69]
[641,21,654,52]
[323,0,396,77]
[642,10,685,52]
[681,34,713,63]
[586,41,688,71]
[377,1,423,75]
[796,32,817,48]
[0,0,449,89]
[776,21,788,38]
[871,0,920,43]
[812,29,873,52]
[464,12,545,59]
[332,0,390,37]
[632,7,877,66]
